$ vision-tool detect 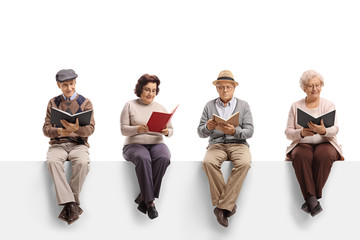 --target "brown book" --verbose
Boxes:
[212,112,239,127]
